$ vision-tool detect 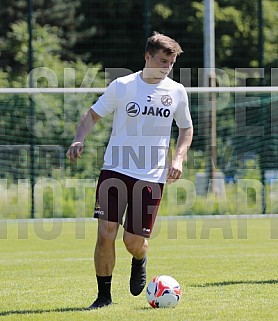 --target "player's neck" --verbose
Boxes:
[140,70,164,84]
